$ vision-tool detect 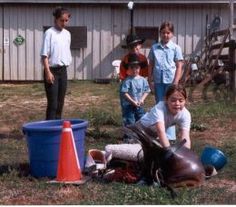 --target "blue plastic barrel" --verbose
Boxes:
[201,146,227,171]
[22,119,88,178]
